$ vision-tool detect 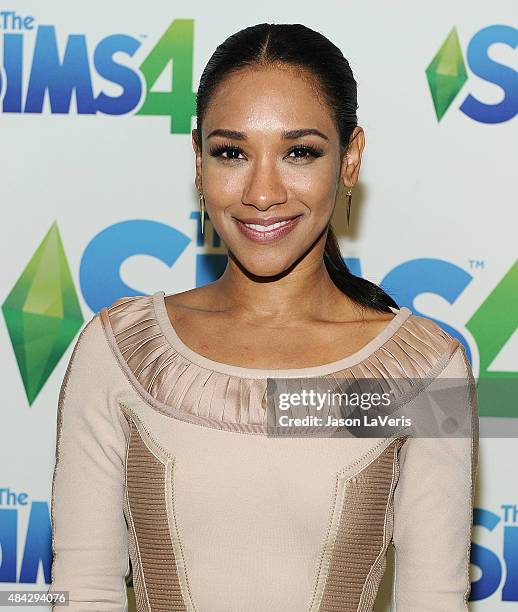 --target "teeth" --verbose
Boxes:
[243,220,292,232]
